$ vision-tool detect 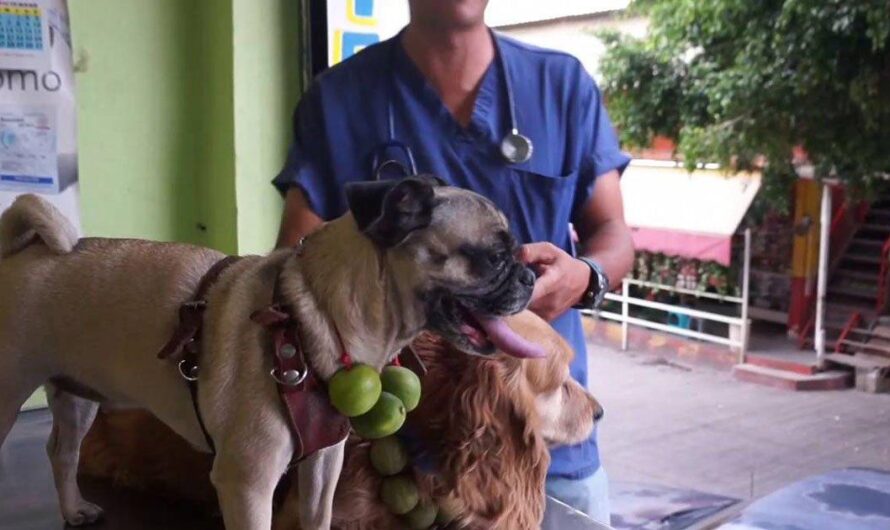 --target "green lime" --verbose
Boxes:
[380,475,419,515]
[350,392,406,439]
[381,366,422,412]
[369,436,409,476]
[328,364,382,417]
[403,501,438,529]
